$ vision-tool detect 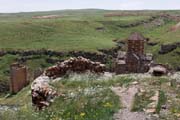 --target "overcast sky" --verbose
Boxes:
[0,0,180,13]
